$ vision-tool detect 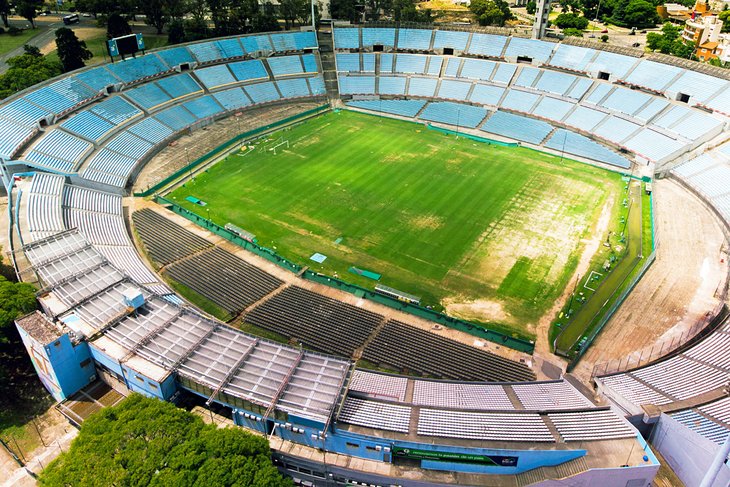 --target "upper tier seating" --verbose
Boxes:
[480,111,553,145]
[419,101,488,128]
